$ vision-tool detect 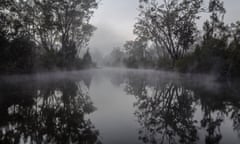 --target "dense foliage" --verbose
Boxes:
[0,0,98,74]
[116,0,240,79]
[175,0,240,79]
[135,0,203,63]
